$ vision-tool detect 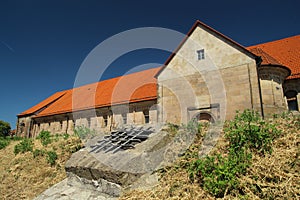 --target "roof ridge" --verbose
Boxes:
[248,34,300,48]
